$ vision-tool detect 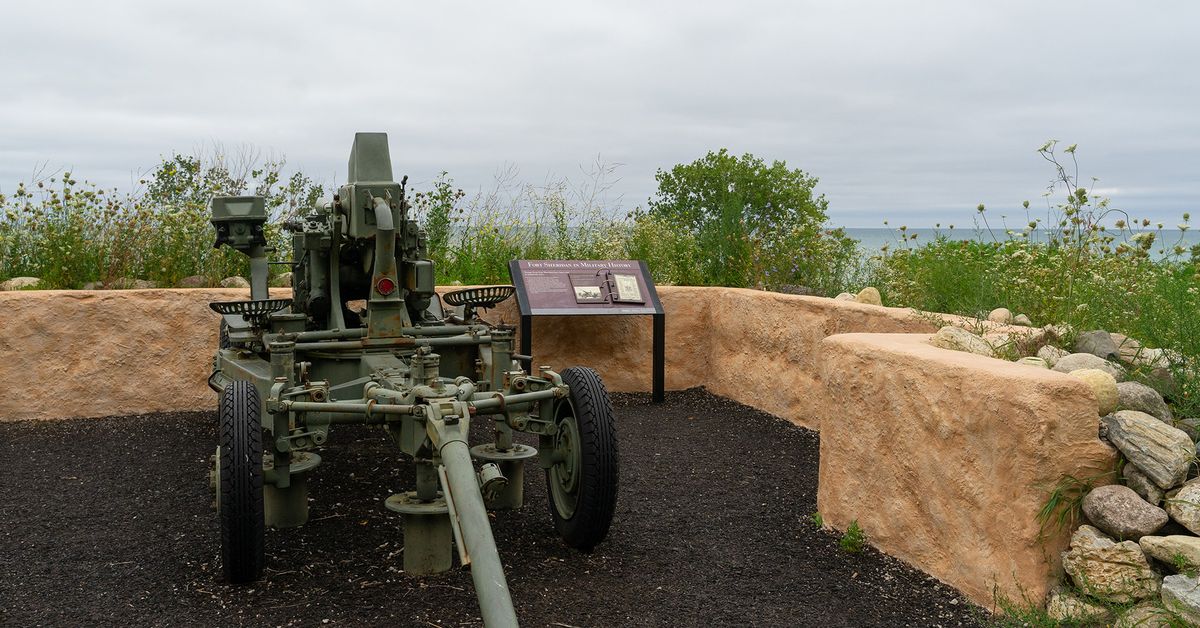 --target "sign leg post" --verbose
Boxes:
[652,313,665,403]
[520,314,532,359]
